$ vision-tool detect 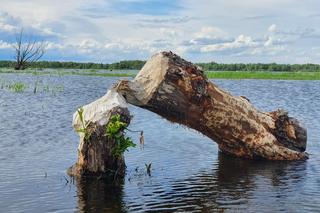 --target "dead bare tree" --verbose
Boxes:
[12,29,47,70]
